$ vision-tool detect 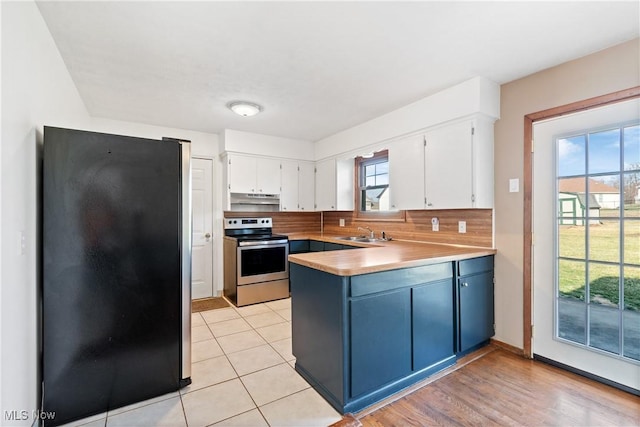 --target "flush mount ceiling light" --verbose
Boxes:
[227,101,263,117]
